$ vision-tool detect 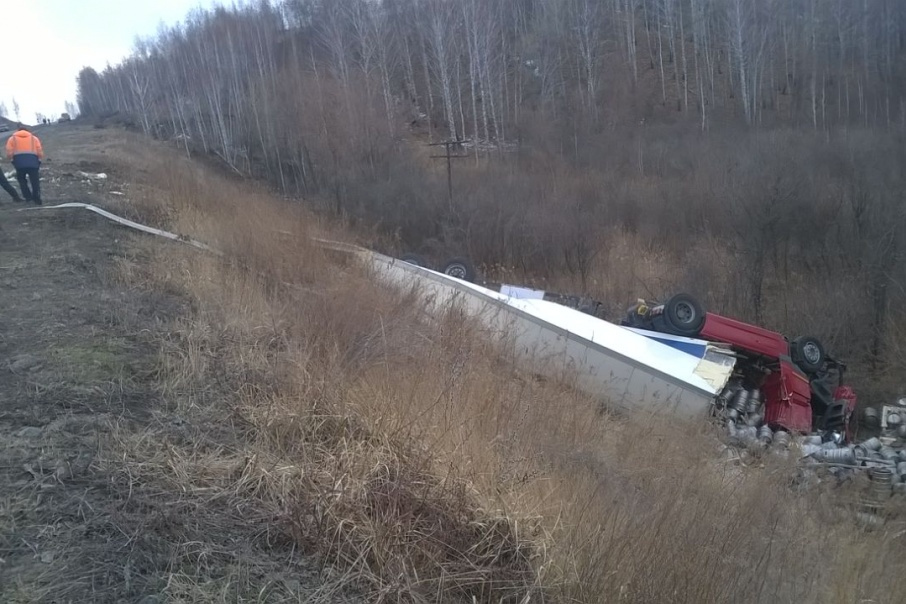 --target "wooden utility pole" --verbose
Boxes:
[428,139,468,210]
